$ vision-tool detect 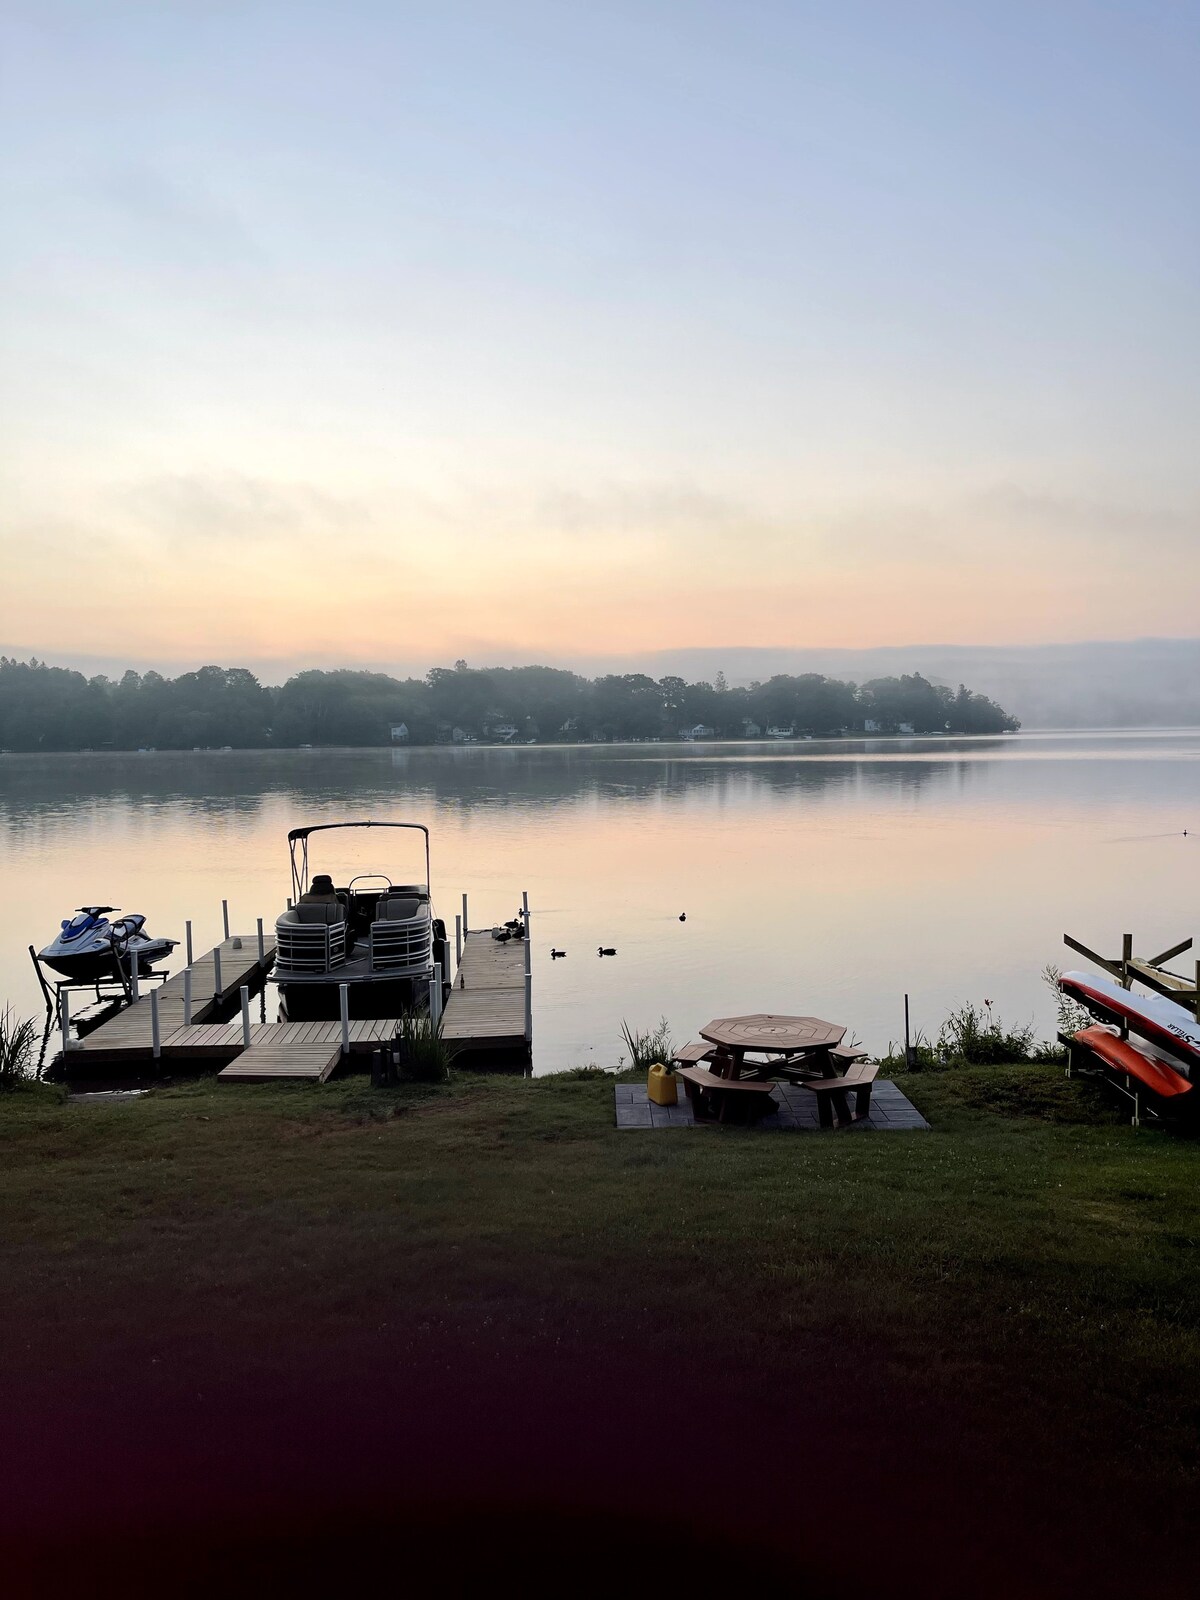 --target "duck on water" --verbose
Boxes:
[270,821,450,1020]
